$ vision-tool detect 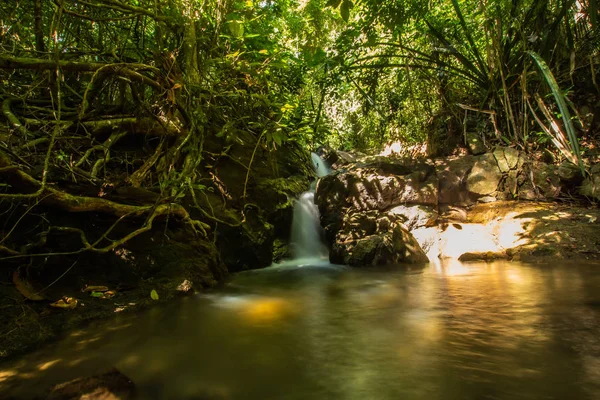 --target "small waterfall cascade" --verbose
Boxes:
[311,152,330,177]
[288,152,330,262]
